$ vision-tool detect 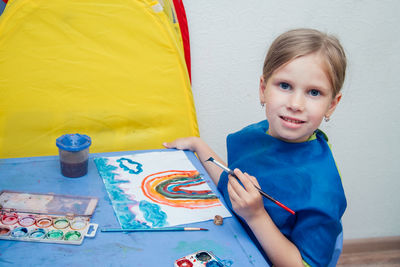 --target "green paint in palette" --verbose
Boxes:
[64,231,82,241]
[46,229,64,240]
